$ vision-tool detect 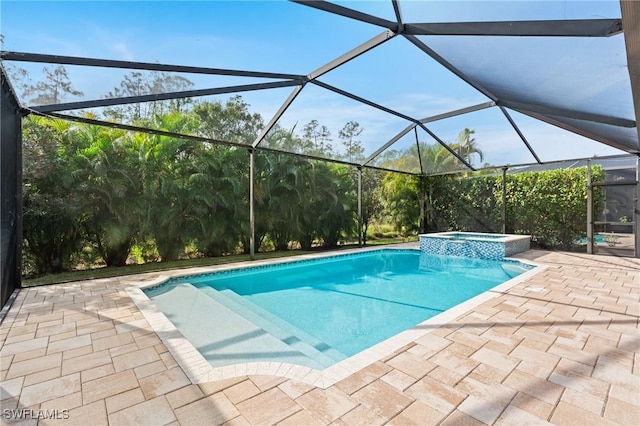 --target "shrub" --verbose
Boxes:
[427,166,604,250]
